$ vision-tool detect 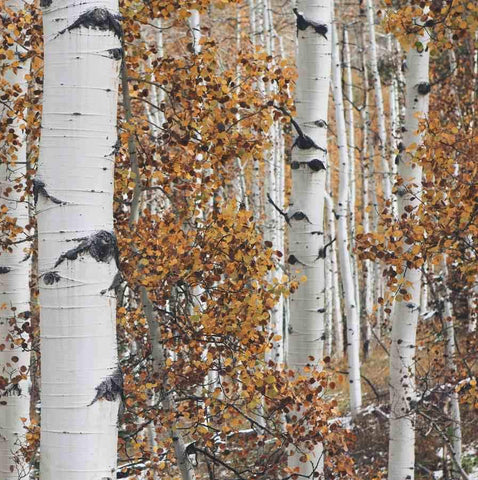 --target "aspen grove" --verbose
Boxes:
[0,0,477,479]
